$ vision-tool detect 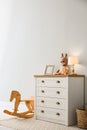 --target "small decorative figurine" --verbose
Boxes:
[55,53,68,75]
[3,90,34,118]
